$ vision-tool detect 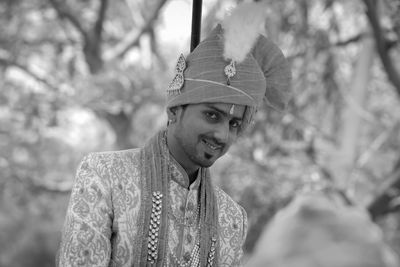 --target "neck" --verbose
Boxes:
[166,128,199,186]
[188,170,199,186]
